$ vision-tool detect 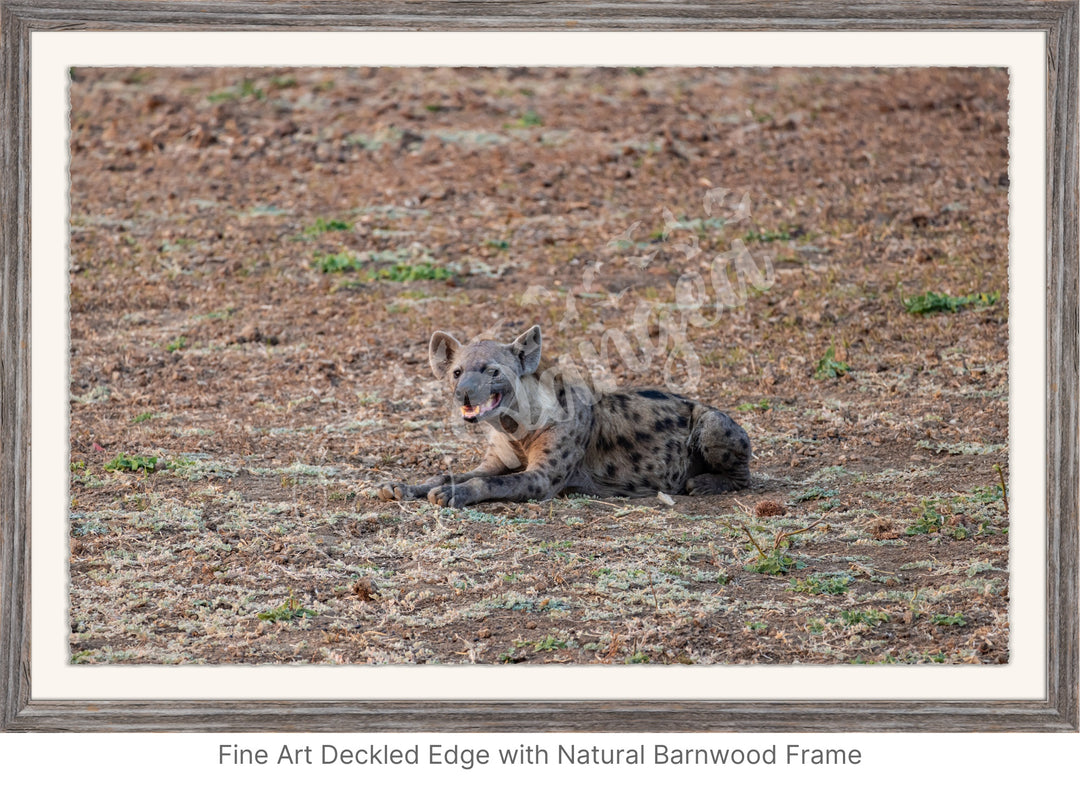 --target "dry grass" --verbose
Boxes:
[69,66,1009,665]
